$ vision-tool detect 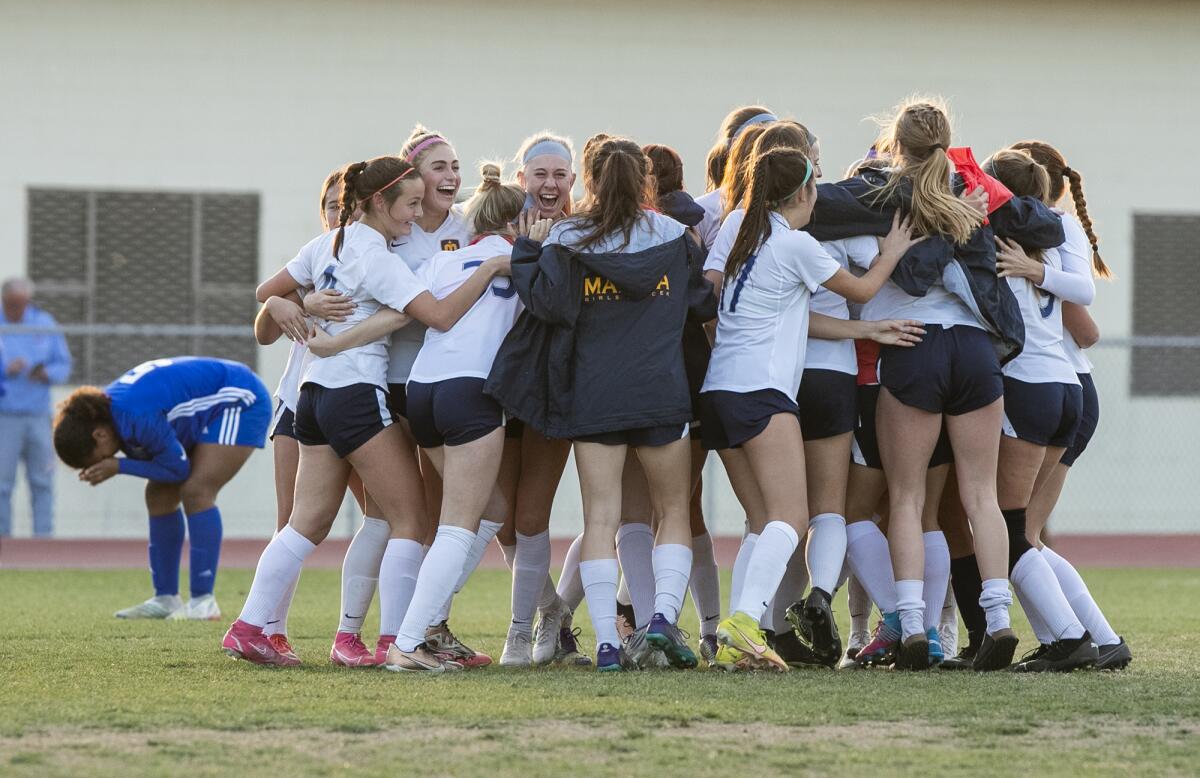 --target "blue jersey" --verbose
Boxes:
[105,357,268,482]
